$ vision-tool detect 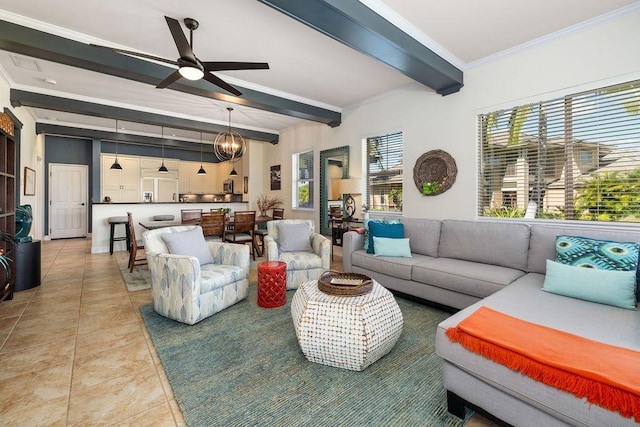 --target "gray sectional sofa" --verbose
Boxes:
[342,218,640,426]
